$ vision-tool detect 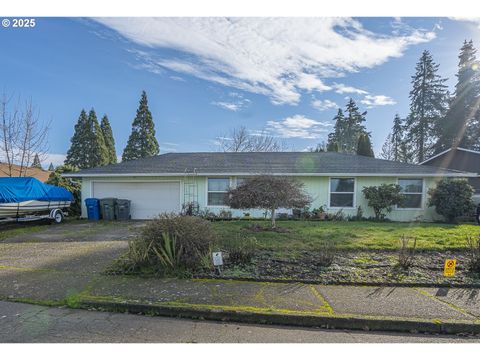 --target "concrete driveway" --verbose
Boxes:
[0,221,143,302]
